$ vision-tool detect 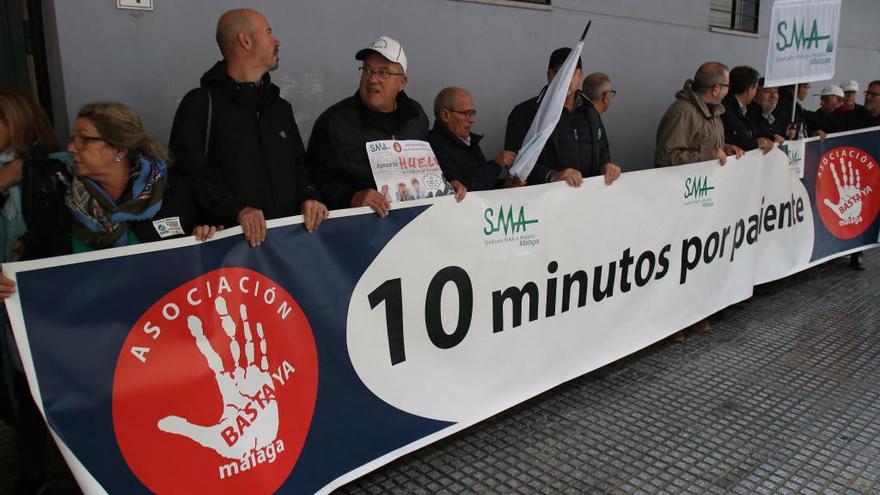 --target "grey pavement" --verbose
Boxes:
[1,250,878,494]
